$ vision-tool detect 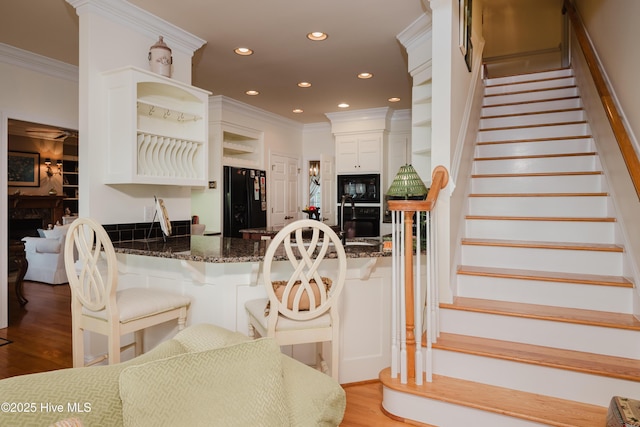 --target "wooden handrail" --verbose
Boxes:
[388,165,449,382]
[564,0,640,200]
